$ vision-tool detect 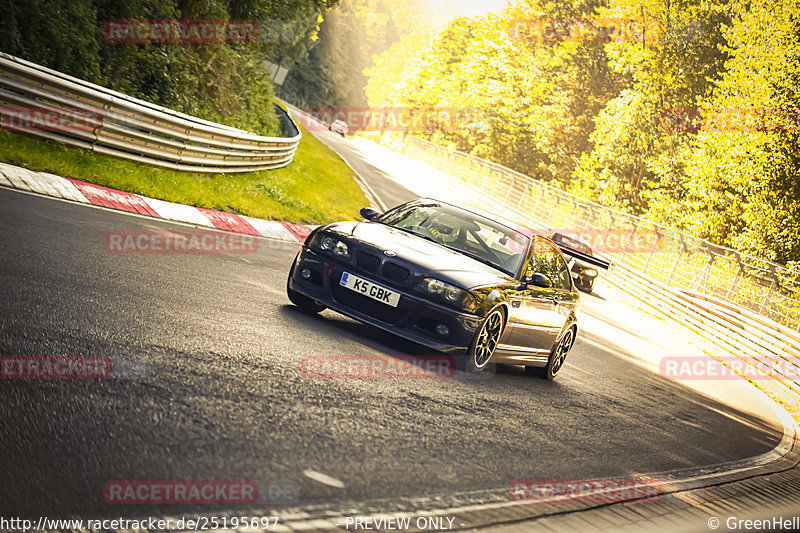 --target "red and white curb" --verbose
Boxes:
[0,162,316,243]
